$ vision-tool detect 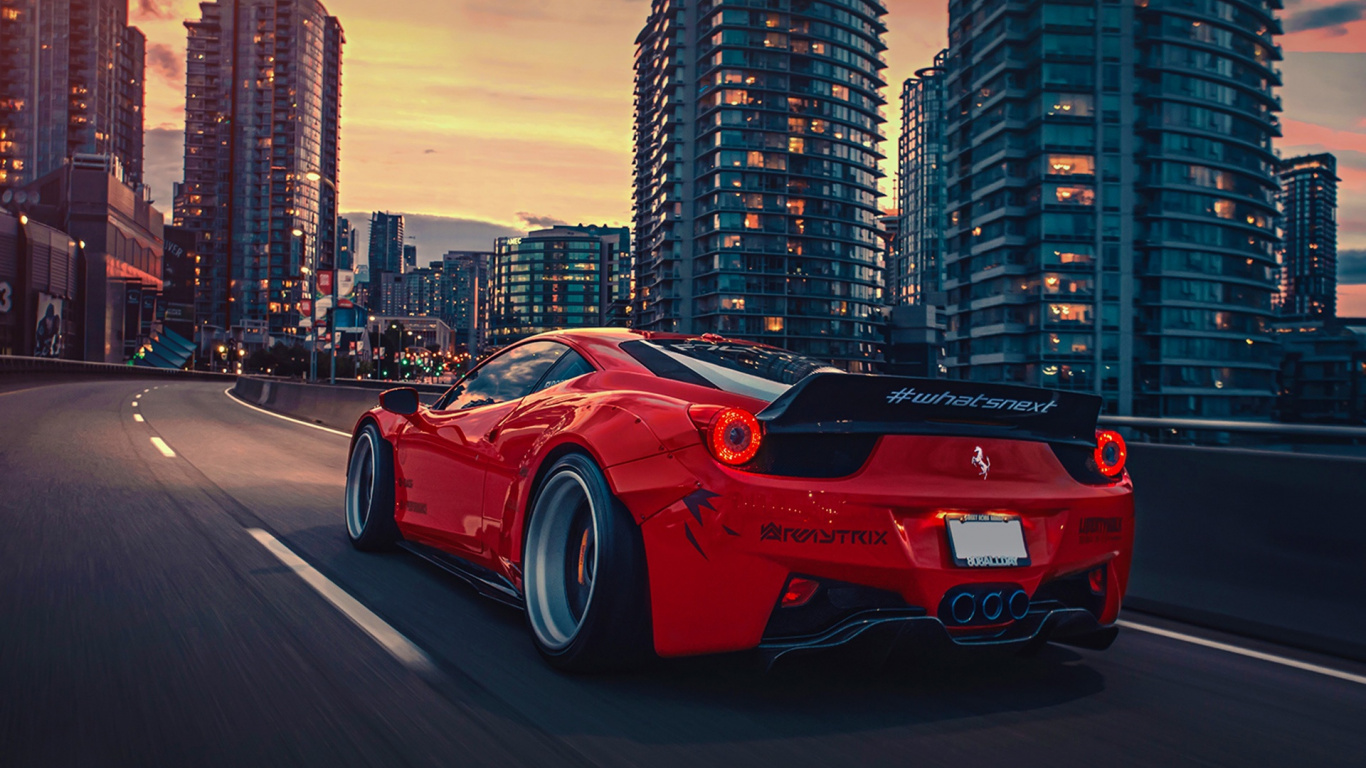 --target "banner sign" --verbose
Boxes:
[35,292,65,358]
